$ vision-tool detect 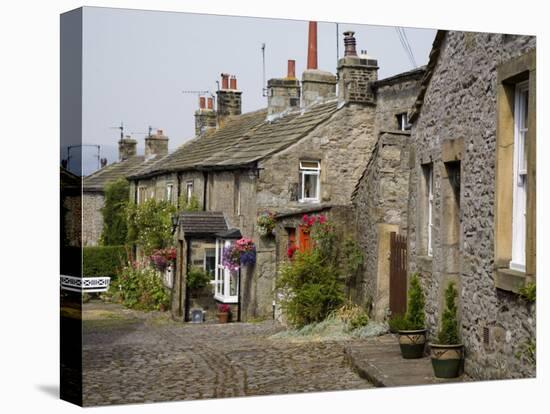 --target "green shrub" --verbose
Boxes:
[437,281,460,344]
[179,194,201,212]
[335,303,370,332]
[113,264,169,311]
[405,273,426,330]
[187,267,211,291]
[100,178,130,245]
[126,198,176,256]
[276,249,344,327]
[388,313,410,332]
[518,282,536,303]
[83,245,127,277]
